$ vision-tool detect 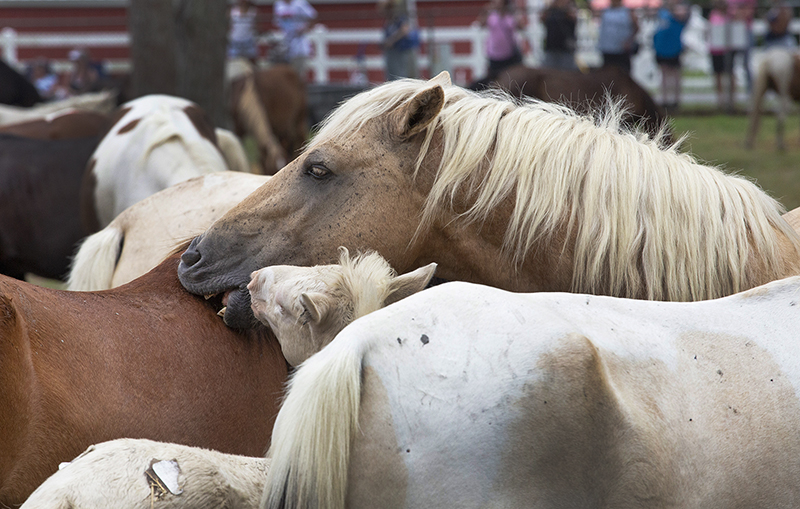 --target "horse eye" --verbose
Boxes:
[306,164,330,180]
